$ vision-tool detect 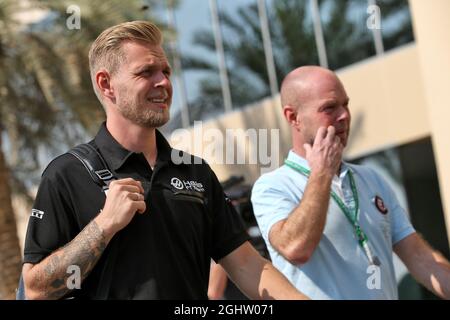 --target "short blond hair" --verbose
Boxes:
[88,21,163,104]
